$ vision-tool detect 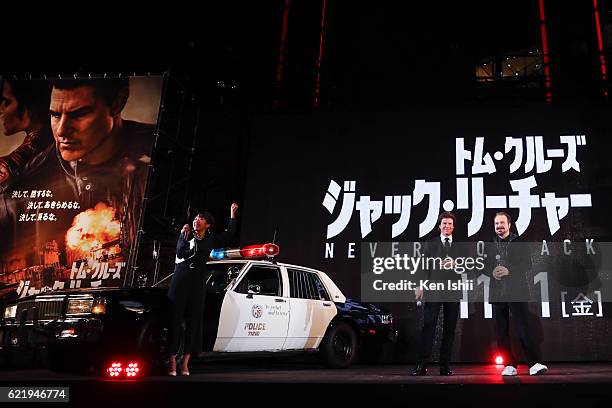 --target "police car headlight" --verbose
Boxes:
[66,298,94,315]
[3,305,16,319]
[91,297,106,315]
[378,314,393,325]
